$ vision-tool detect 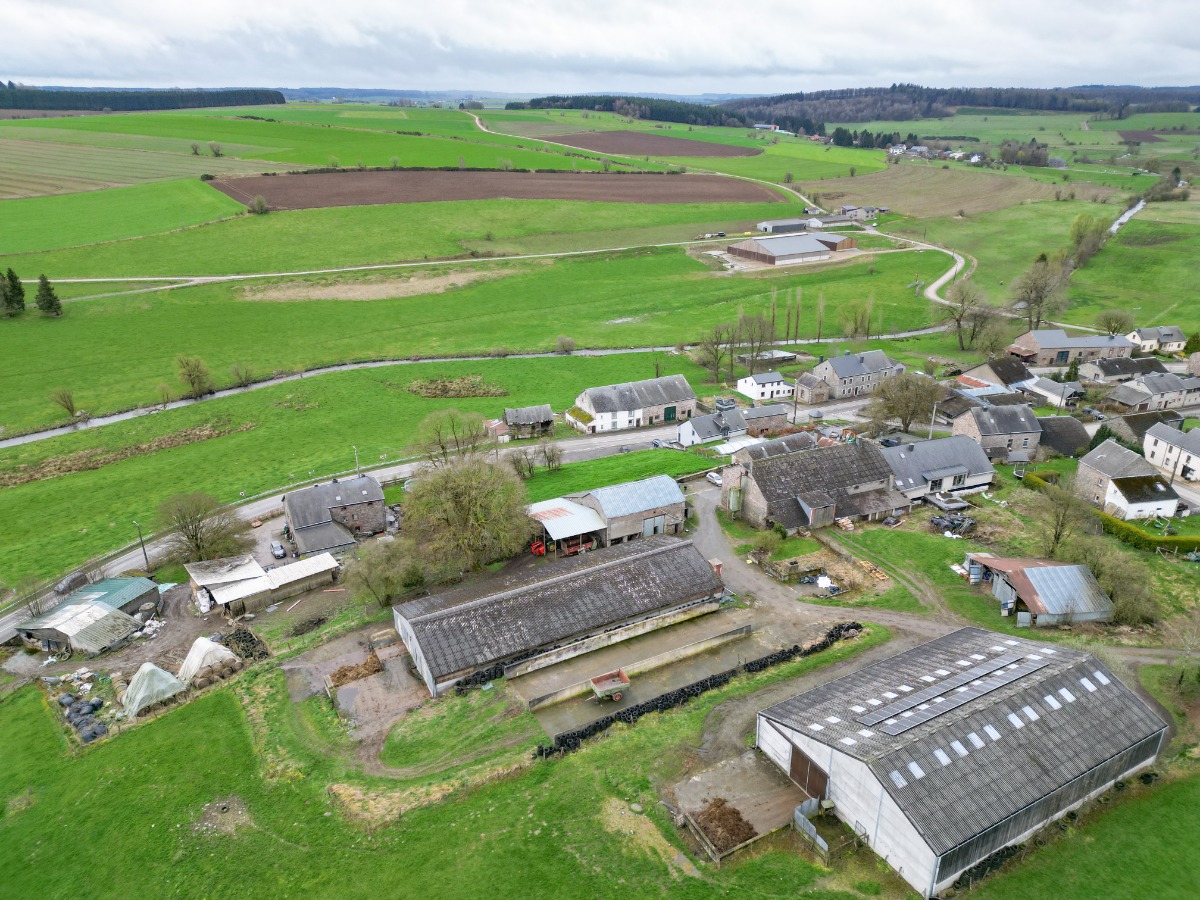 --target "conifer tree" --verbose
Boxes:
[2,267,24,316]
[35,274,61,316]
